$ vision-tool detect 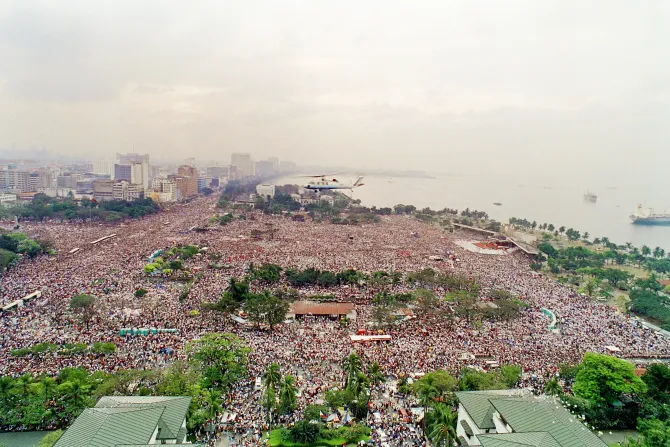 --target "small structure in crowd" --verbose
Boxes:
[287,301,357,320]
